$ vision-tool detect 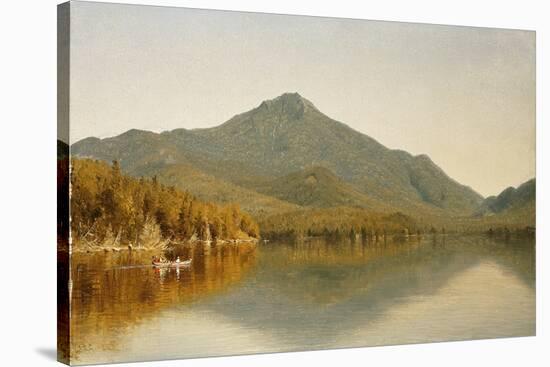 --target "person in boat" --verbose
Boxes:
[176,256,180,264]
